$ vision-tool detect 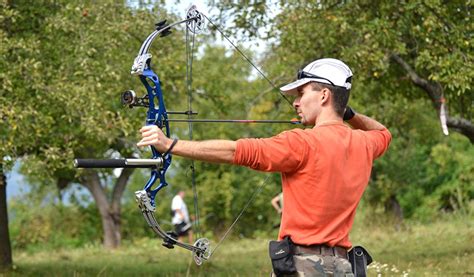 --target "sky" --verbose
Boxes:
[6,161,29,199]
[164,0,273,56]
